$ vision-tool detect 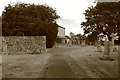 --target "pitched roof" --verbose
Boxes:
[58,26,65,29]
